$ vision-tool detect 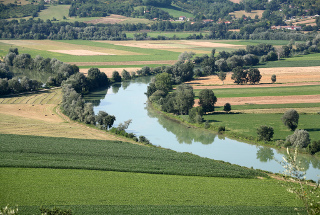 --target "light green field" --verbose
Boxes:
[194,85,320,98]
[0,167,304,214]
[38,5,70,21]
[158,5,194,18]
